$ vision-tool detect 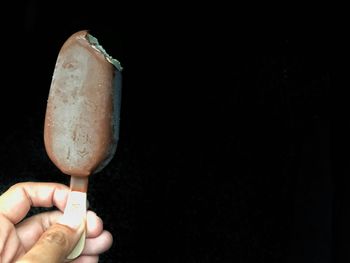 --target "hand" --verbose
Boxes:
[0,182,113,263]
